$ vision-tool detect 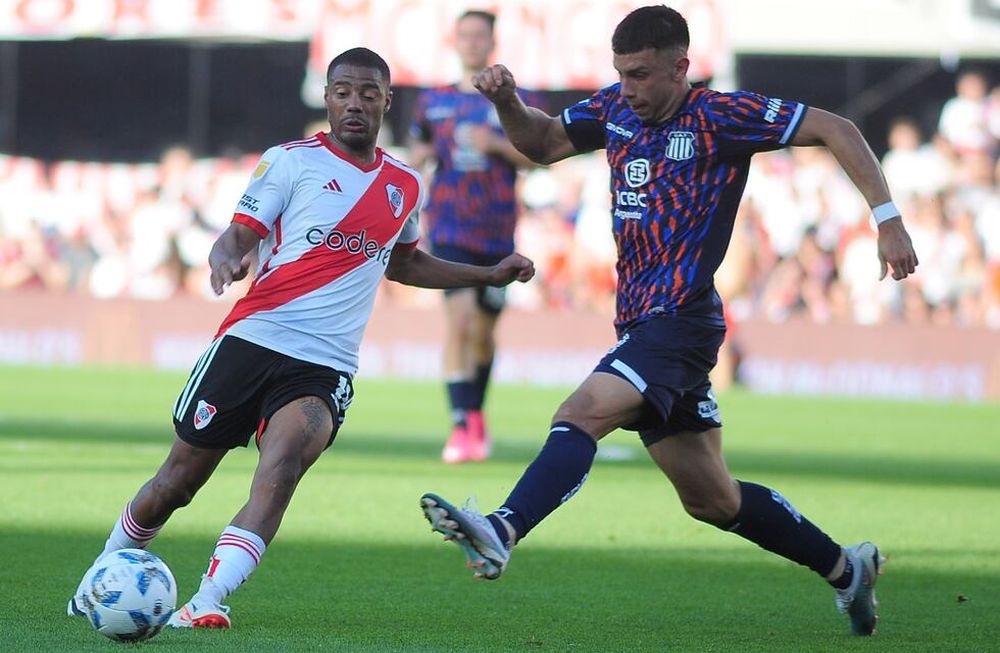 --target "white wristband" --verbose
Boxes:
[872,201,900,225]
